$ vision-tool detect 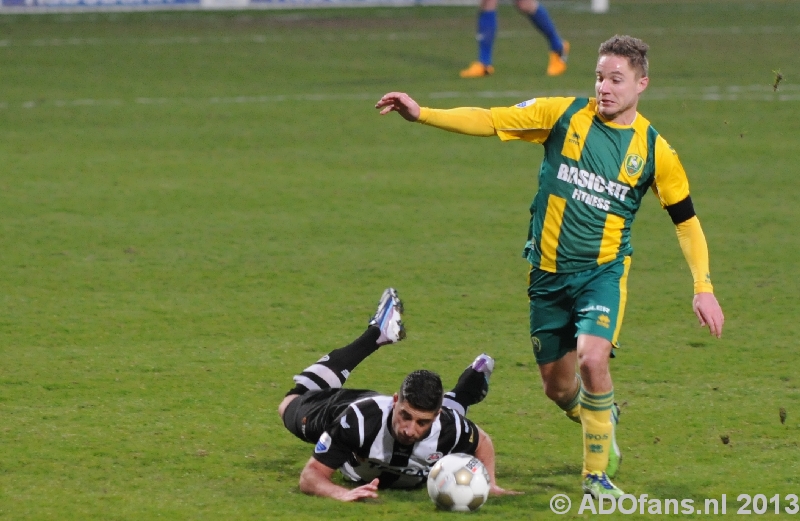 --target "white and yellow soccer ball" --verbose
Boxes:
[426,453,491,512]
